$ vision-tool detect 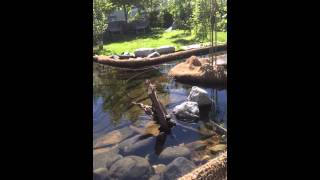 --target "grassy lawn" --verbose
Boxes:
[98,28,227,55]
